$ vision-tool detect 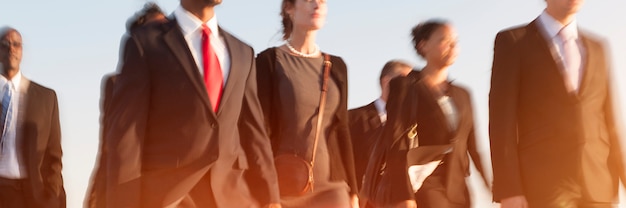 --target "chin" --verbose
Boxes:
[204,0,222,6]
